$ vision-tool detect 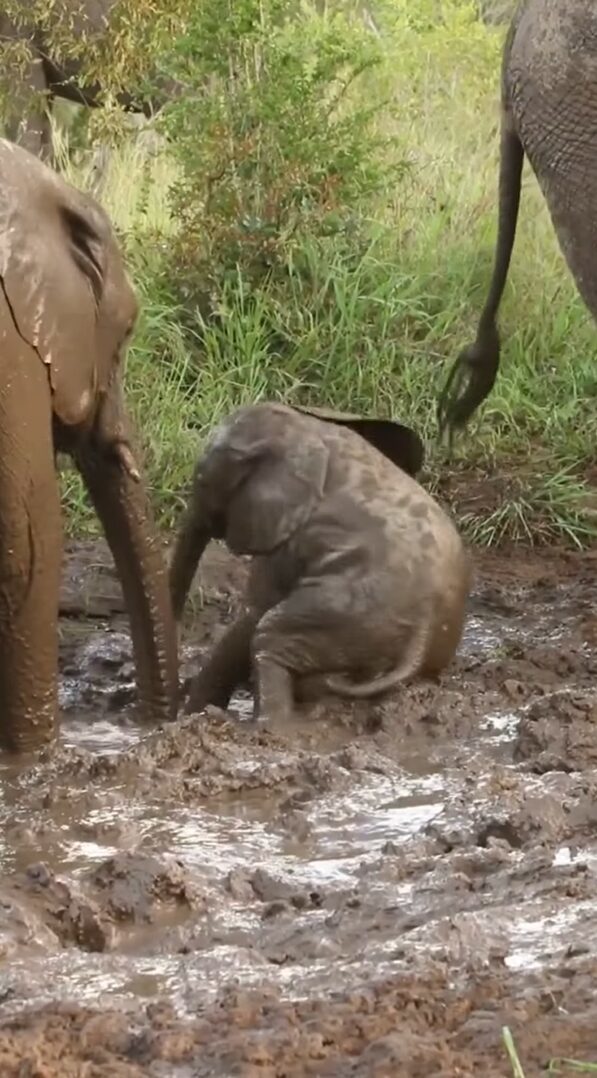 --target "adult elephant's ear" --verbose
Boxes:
[294,406,425,477]
[61,204,106,307]
[0,145,111,428]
